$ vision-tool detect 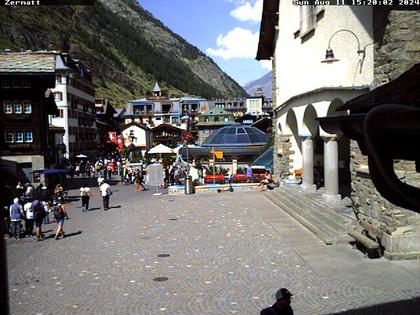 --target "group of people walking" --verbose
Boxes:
[3,182,69,241]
